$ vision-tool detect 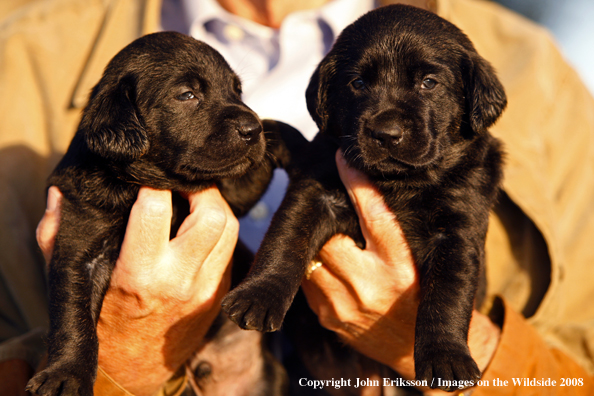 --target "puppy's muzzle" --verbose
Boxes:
[371,125,403,148]
[235,113,263,145]
[367,109,404,152]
